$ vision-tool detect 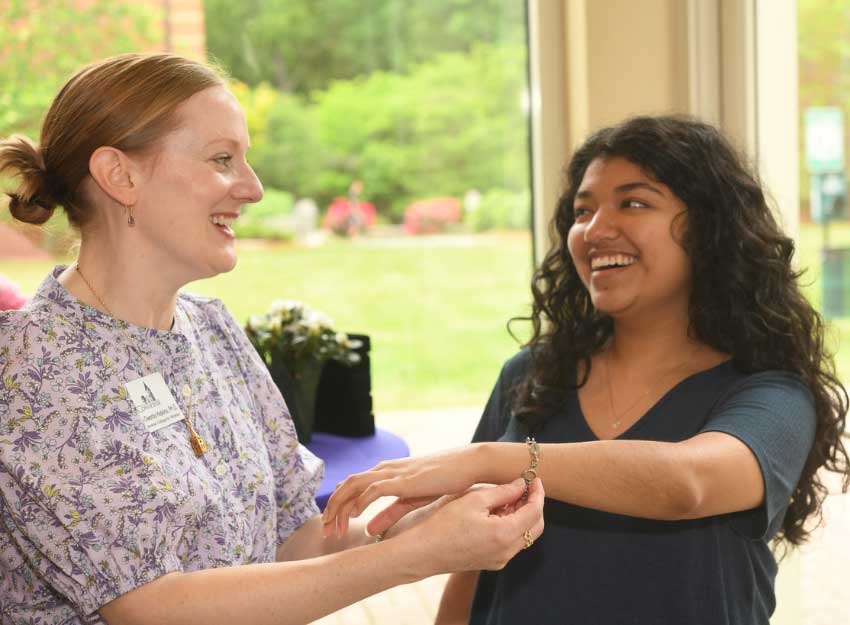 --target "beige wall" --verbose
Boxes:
[531,0,696,260]
[584,0,689,131]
